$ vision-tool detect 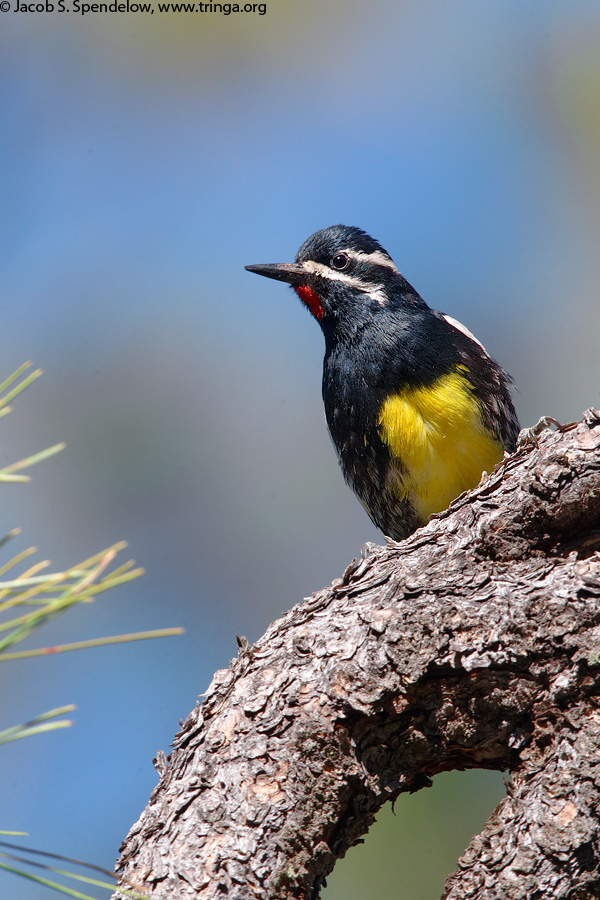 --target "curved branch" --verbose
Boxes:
[116,411,600,900]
